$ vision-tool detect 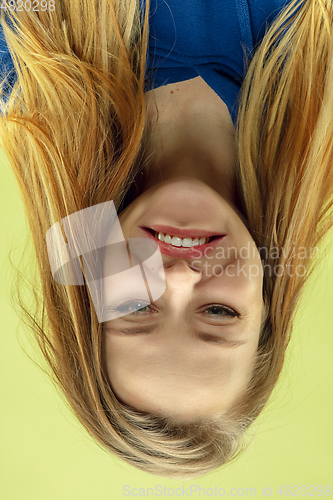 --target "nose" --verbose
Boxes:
[164,259,202,277]
[162,260,202,306]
